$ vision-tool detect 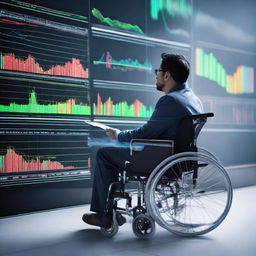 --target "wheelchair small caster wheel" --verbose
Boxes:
[132,214,155,239]
[100,211,119,238]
